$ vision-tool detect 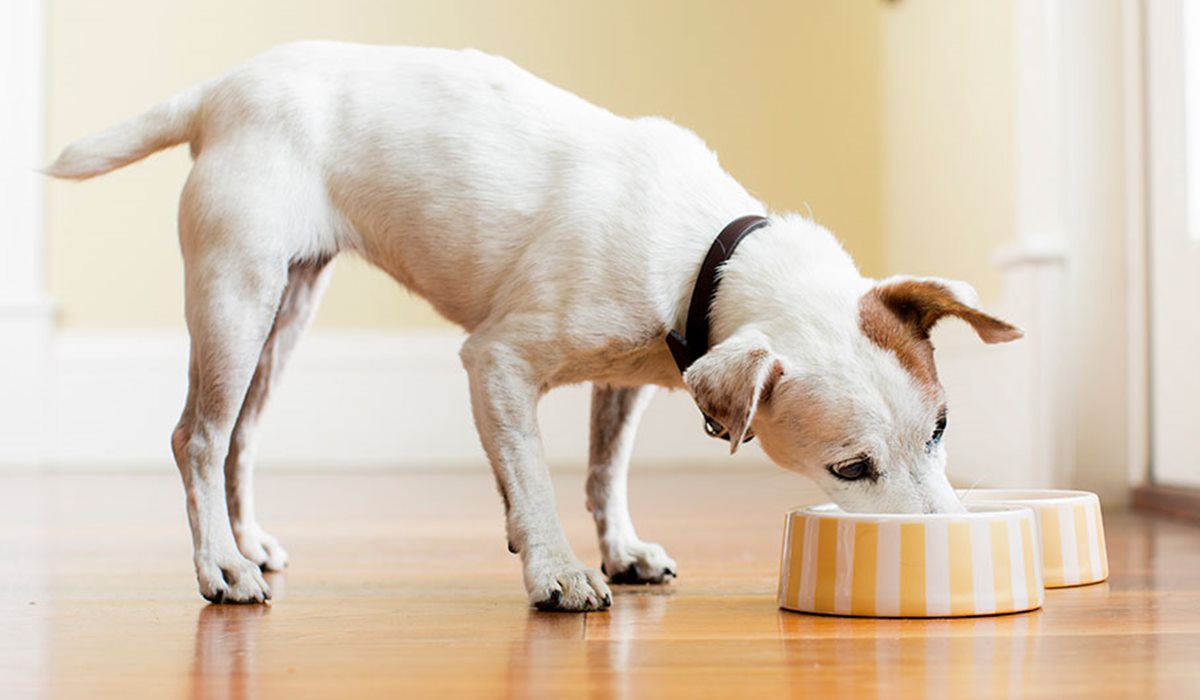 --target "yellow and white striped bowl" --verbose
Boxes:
[961,490,1108,588]
[778,504,1044,617]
